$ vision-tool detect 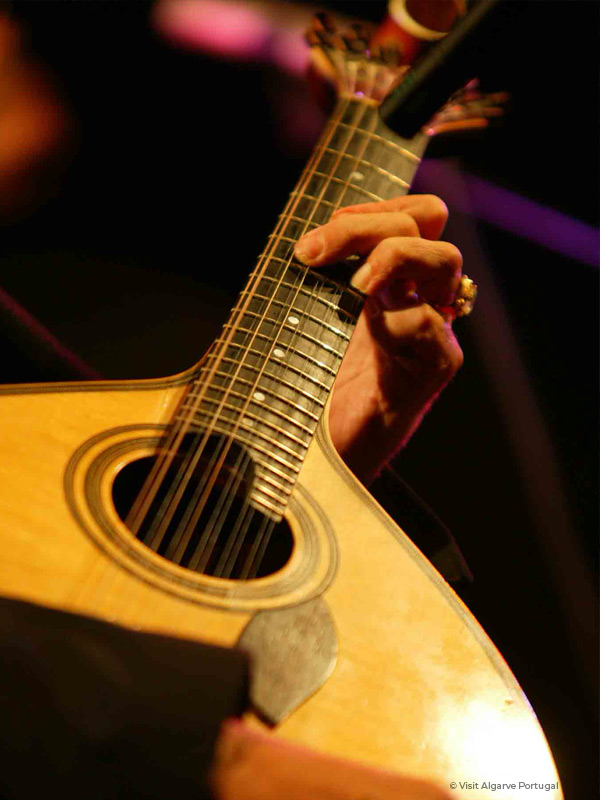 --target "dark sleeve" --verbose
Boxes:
[0,597,250,800]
